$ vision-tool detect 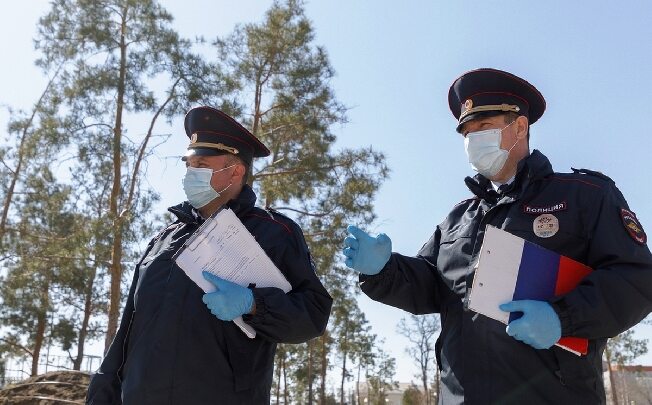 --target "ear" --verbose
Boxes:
[515,115,529,140]
[231,162,247,183]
